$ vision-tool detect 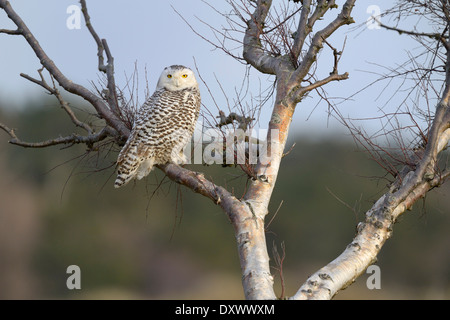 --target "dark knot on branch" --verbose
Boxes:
[216,111,255,131]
